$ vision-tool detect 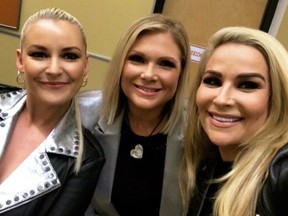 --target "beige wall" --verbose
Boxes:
[0,0,155,90]
[1,1,288,91]
[276,7,288,49]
